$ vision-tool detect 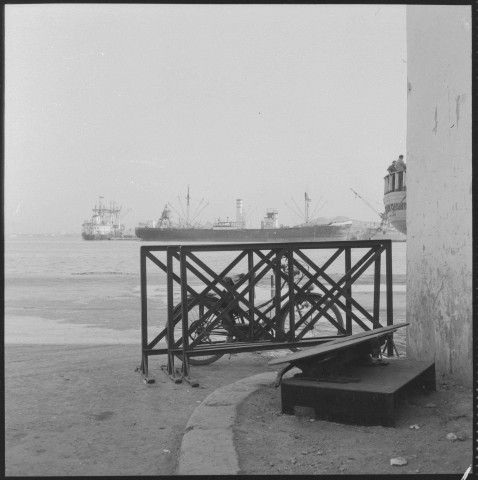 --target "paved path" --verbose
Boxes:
[178,371,277,475]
